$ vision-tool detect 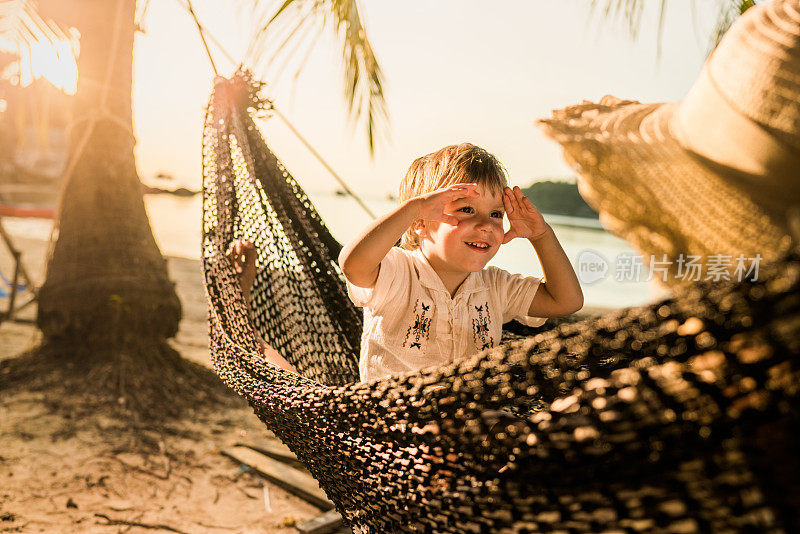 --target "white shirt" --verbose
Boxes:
[346,247,546,382]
